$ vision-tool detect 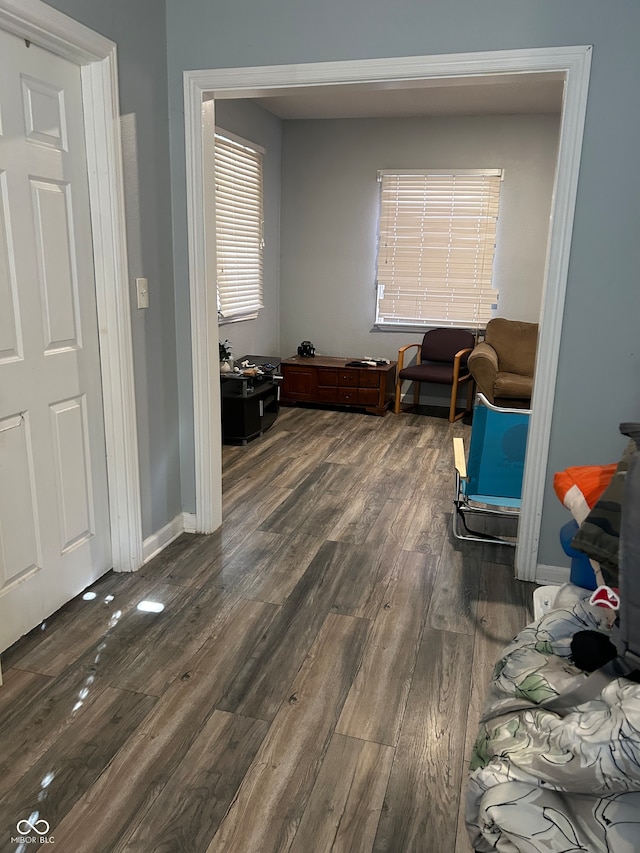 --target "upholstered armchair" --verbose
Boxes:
[467,318,538,408]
